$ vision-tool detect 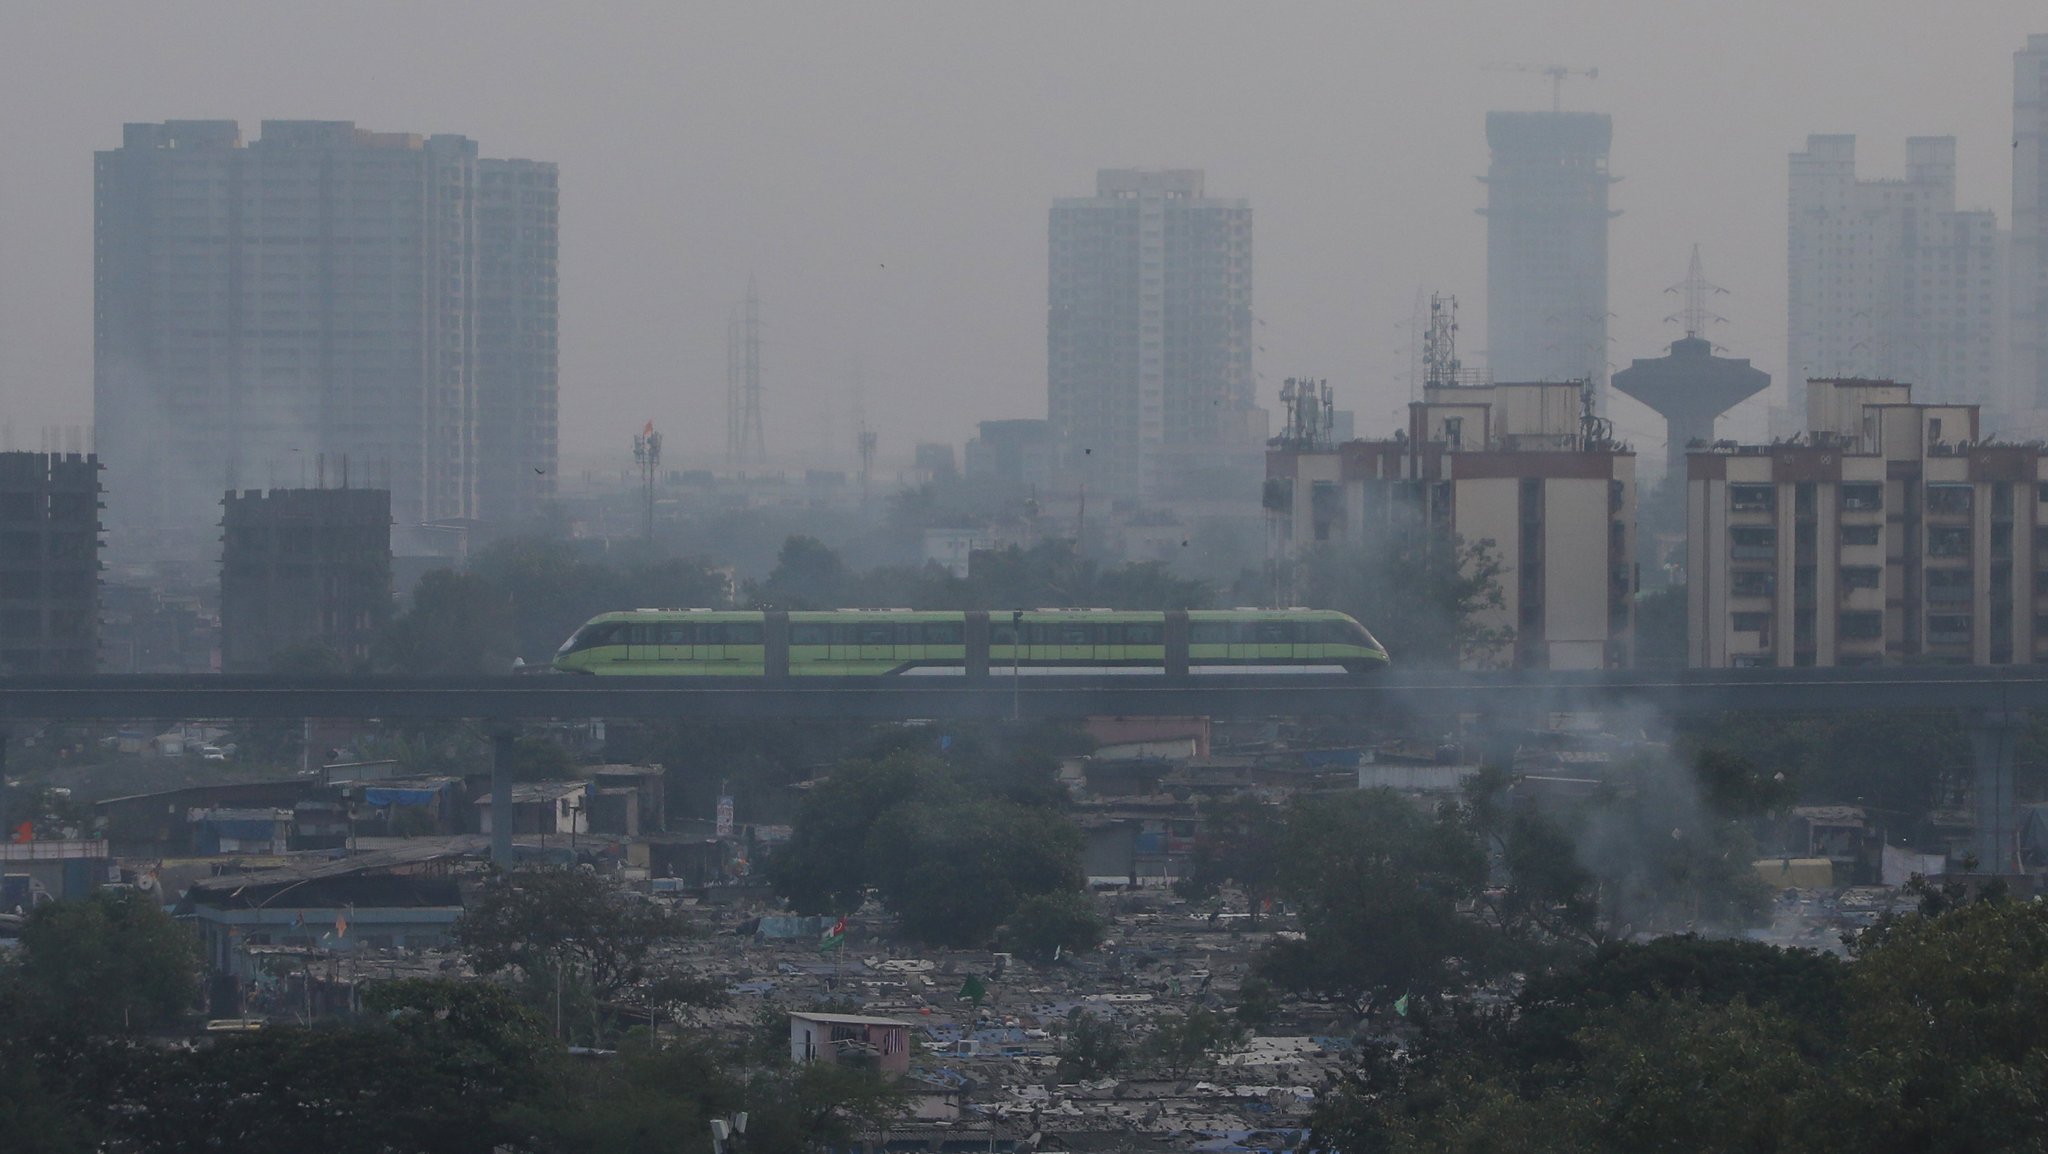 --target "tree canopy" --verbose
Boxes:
[771,749,1088,947]
[1295,532,1510,668]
